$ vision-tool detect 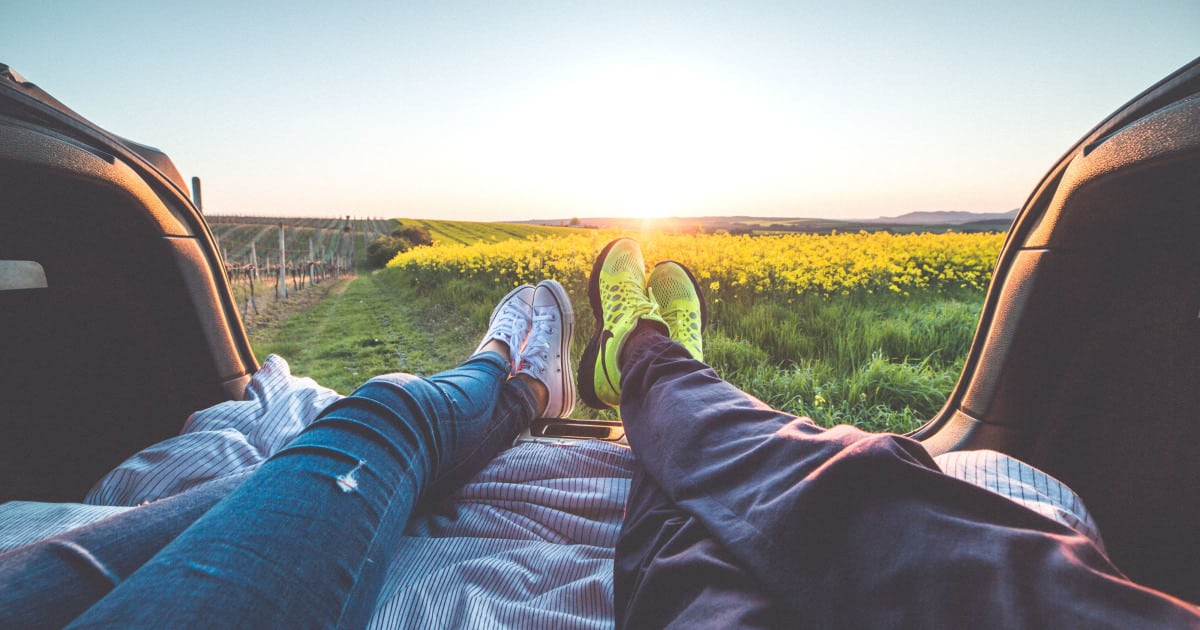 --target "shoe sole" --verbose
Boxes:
[536,279,576,418]
[578,238,626,410]
[653,260,709,332]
